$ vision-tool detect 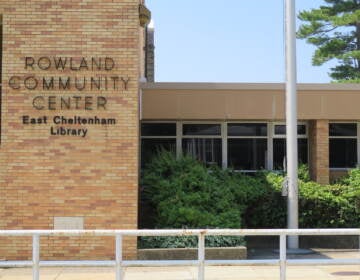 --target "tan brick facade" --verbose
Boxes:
[0,0,144,260]
[309,120,329,185]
